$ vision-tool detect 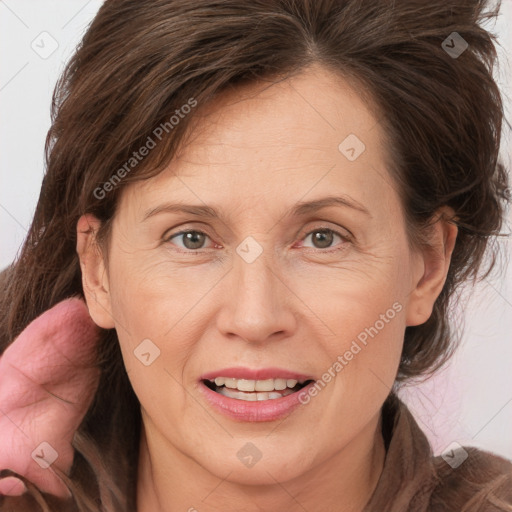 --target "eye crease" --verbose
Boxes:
[164,227,350,252]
